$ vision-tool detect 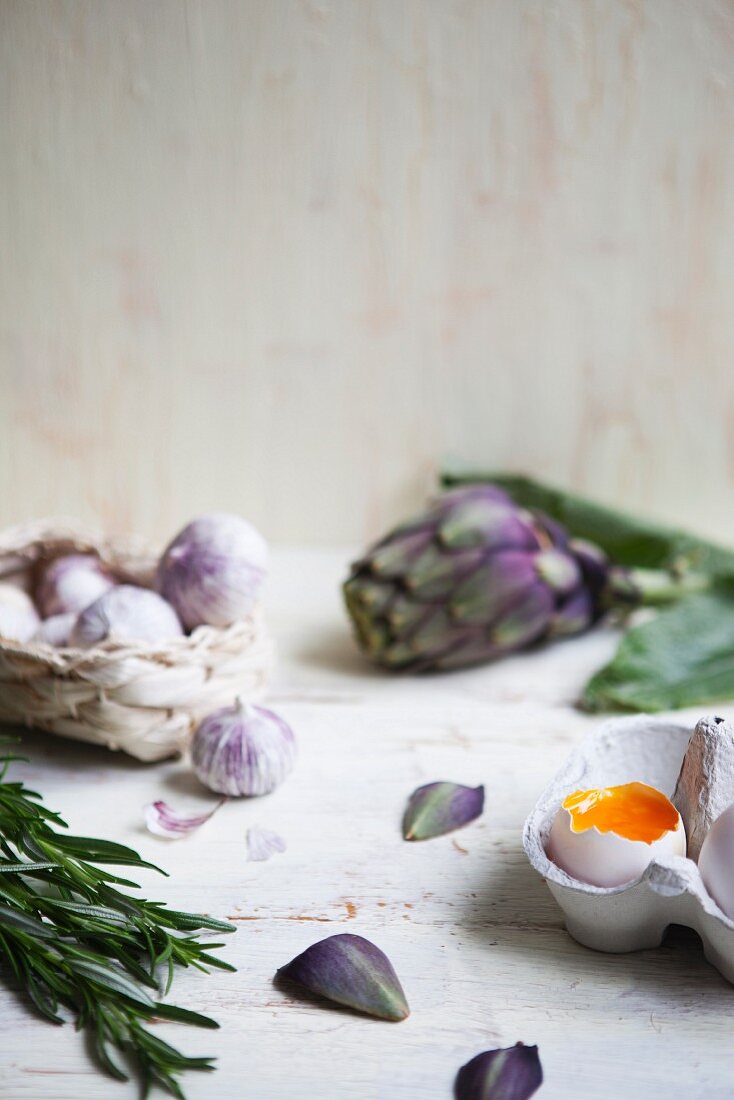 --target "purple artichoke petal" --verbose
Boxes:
[450,553,538,625]
[402,608,466,657]
[403,781,484,840]
[407,544,486,599]
[455,1043,542,1100]
[369,530,433,578]
[432,636,503,670]
[551,588,594,636]
[437,497,537,552]
[386,593,433,633]
[568,537,612,606]
[534,512,569,549]
[276,934,409,1021]
[380,639,425,667]
[343,576,393,616]
[438,485,514,509]
[490,584,554,649]
[534,549,581,595]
